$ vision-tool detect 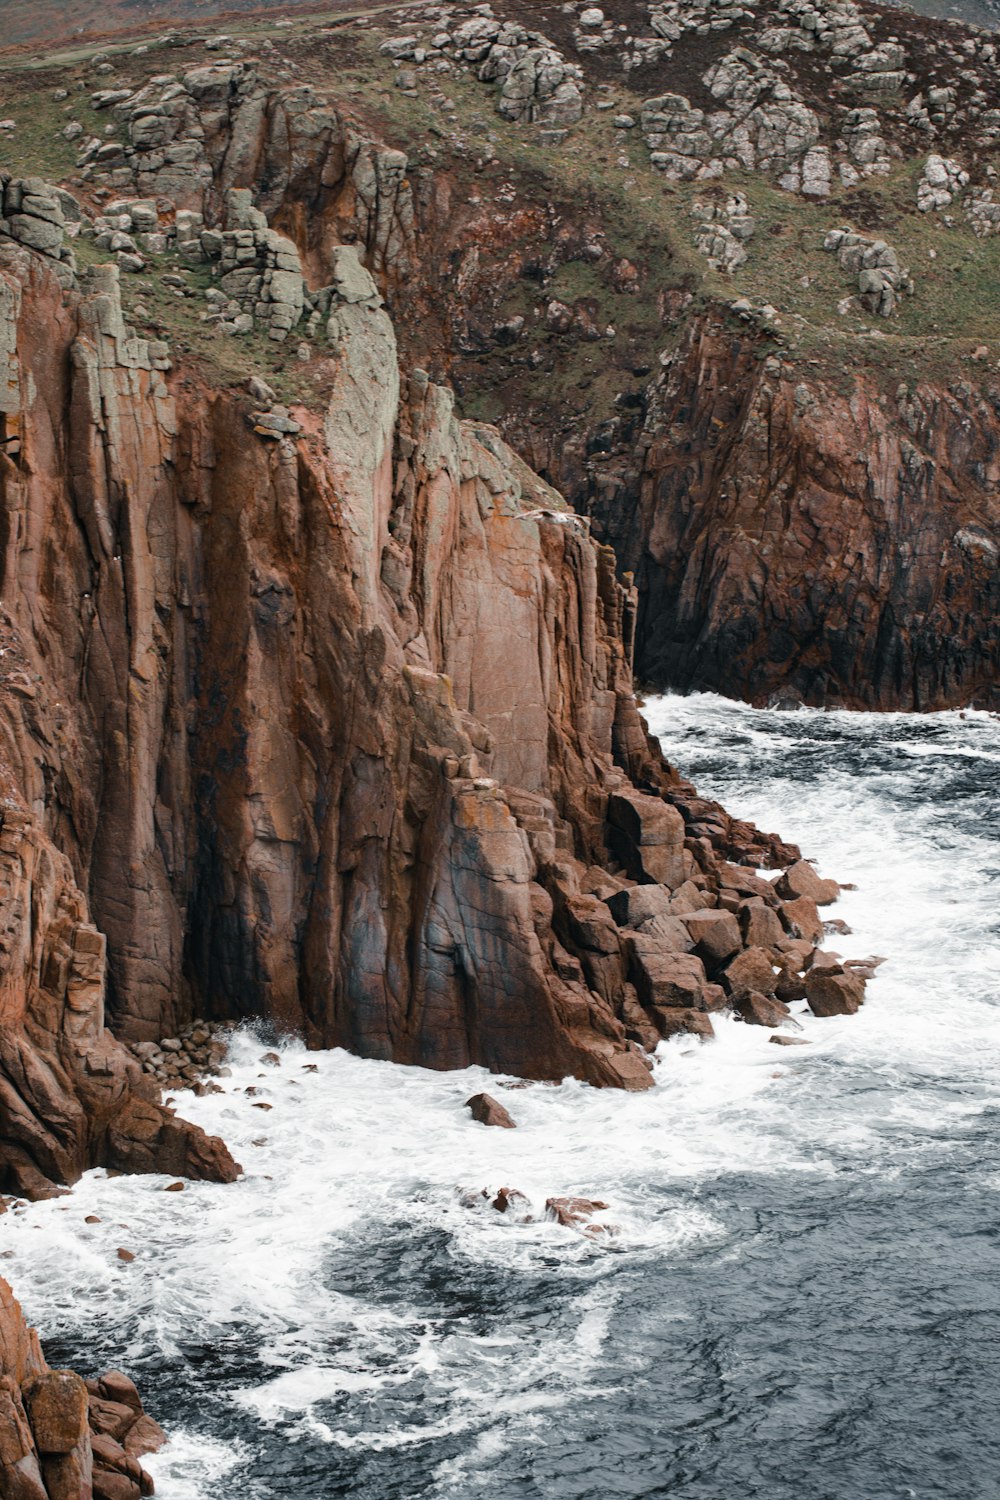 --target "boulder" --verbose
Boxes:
[722,946,777,999]
[683,908,742,965]
[776,859,839,906]
[780,895,824,943]
[739,900,784,949]
[605,884,673,927]
[607,790,686,888]
[650,1007,715,1041]
[770,1034,810,1047]
[624,936,707,1009]
[636,914,697,952]
[806,969,866,1016]
[735,992,791,1028]
[545,1196,608,1229]
[465,1093,516,1128]
[24,1371,89,1454]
